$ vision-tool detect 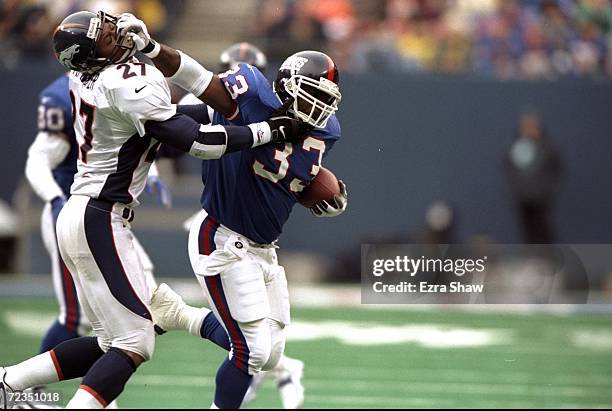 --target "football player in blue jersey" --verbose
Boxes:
[176,42,310,409]
[117,16,348,409]
[25,74,85,351]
